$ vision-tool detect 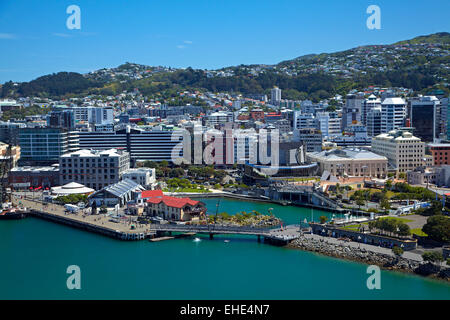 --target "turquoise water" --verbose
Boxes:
[0,198,449,300]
